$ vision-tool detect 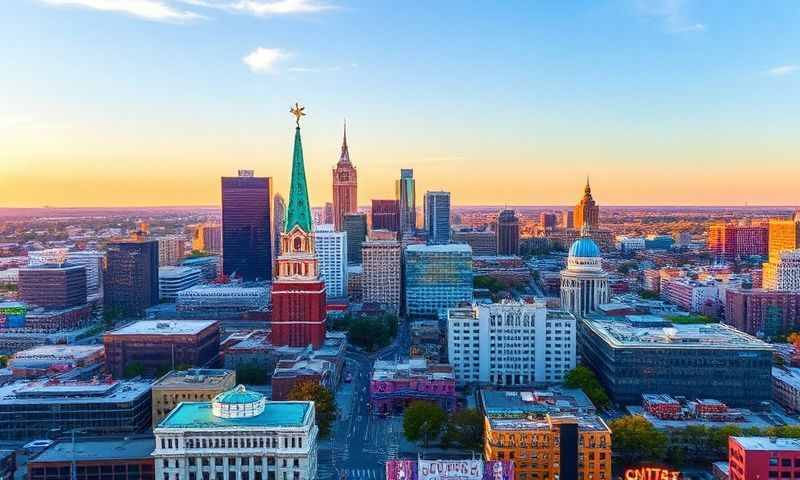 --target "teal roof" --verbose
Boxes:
[569,236,600,258]
[159,401,310,429]
[214,386,263,405]
[285,127,312,233]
